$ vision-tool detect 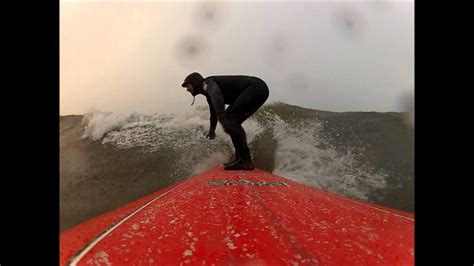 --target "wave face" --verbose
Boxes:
[60,102,414,232]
